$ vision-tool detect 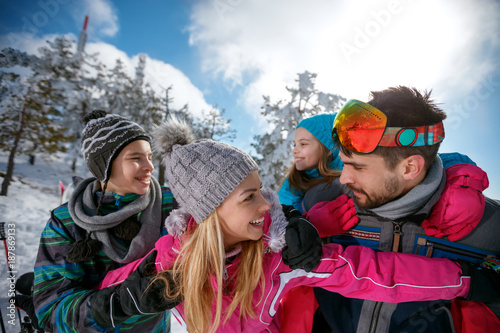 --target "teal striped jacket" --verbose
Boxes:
[33,186,175,333]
